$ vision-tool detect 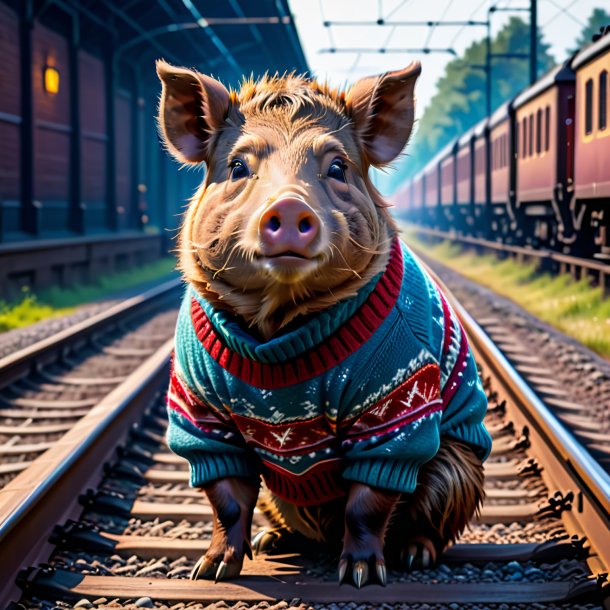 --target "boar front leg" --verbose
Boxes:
[191,477,260,581]
[339,483,399,588]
